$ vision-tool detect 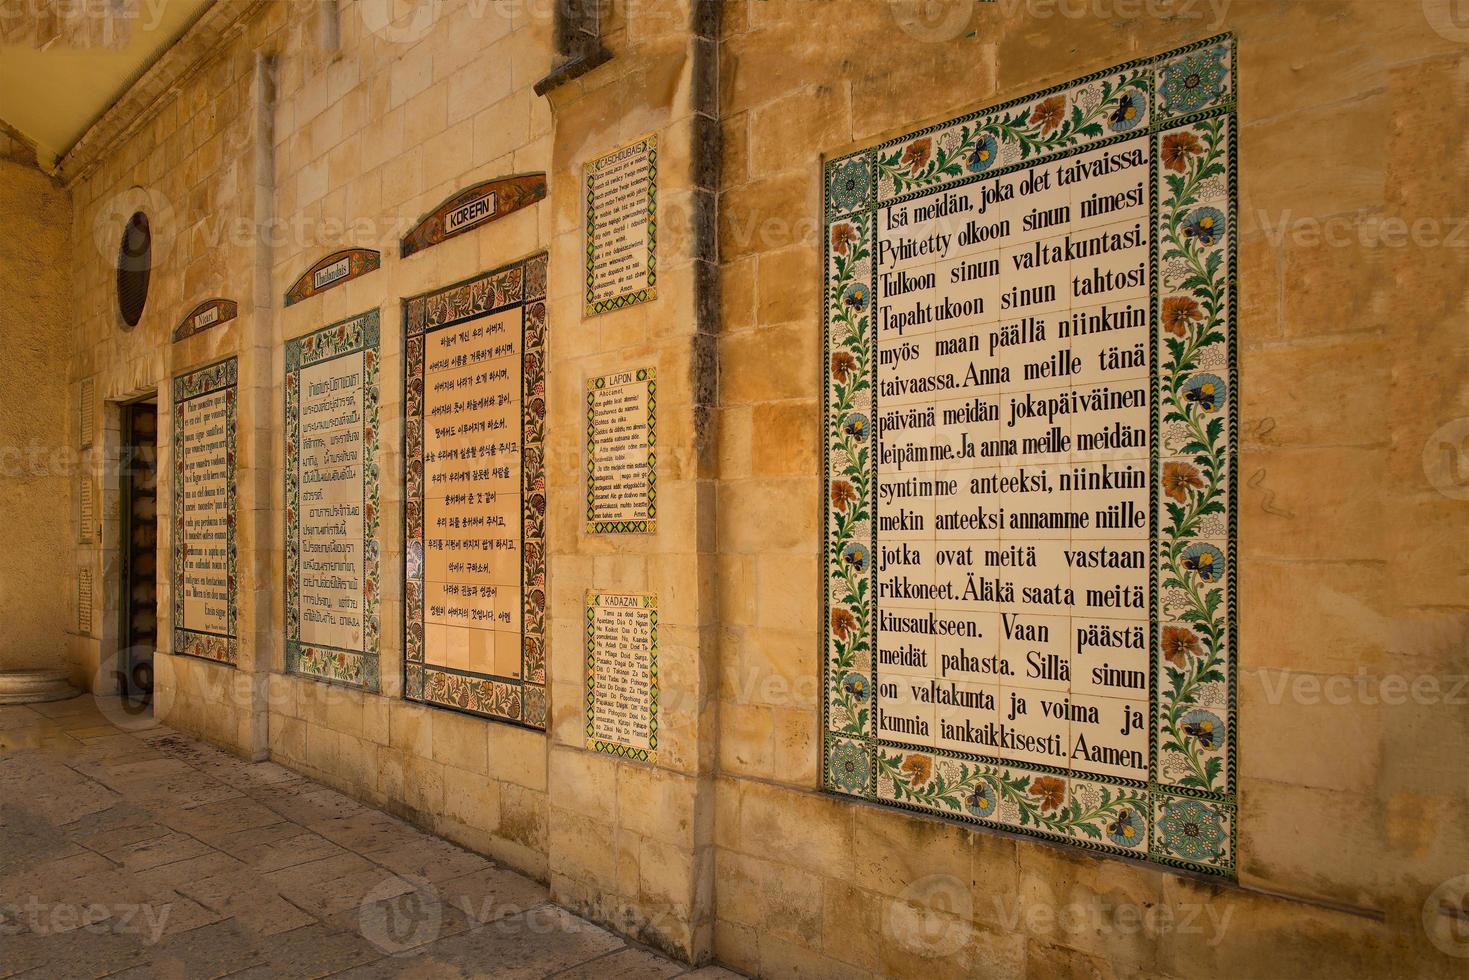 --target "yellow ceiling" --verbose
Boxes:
[0,0,212,166]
